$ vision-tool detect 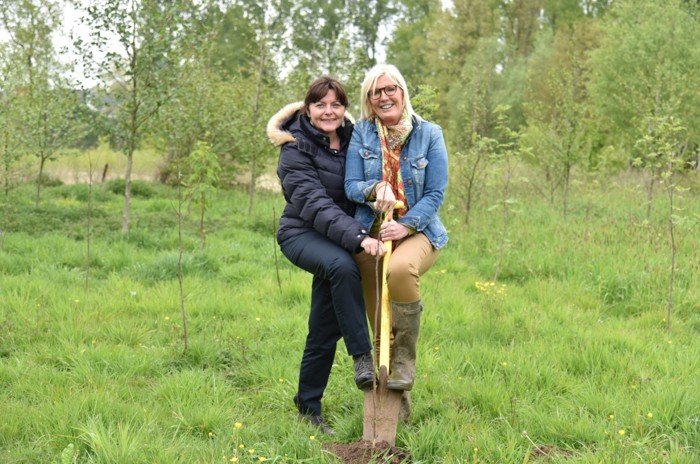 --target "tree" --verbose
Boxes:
[25,82,87,206]
[186,140,221,249]
[2,0,87,205]
[522,21,599,215]
[488,105,524,282]
[76,0,200,233]
[388,0,499,126]
[588,0,700,161]
[446,37,503,225]
[0,44,26,197]
[634,115,689,334]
